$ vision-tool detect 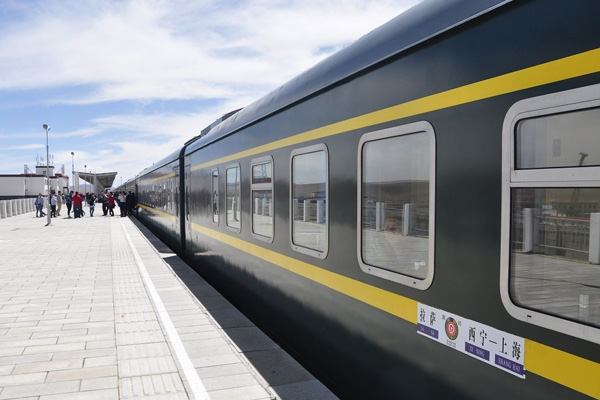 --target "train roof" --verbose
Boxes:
[137,148,182,178]
[185,0,511,156]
